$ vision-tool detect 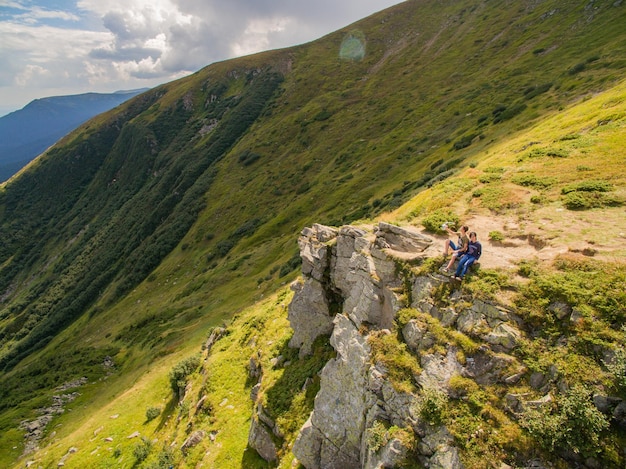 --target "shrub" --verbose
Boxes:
[561,180,613,194]
[520,384,609,456]
[562,191,623,210]
[479,173,502,183]
[511,174,556,188]
[146,406,161,422]
[523,83,552,100]
[493,103,527,123]
[279,252,301,277]
[605,346,626,393]
[452,133,479,150]
[422,210,460,234]
[238,149,261,166]
[568,62,586,75]
[169,354,202,397]
[415,385,448,424]
[488,231,504,242]
[366,420,389,452]
[133,436,153,462]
